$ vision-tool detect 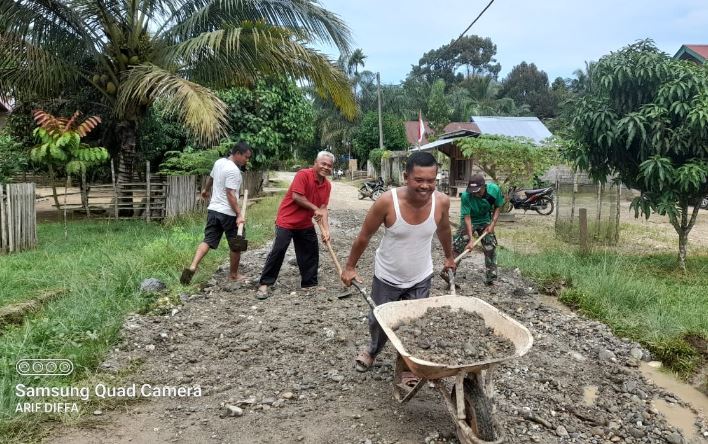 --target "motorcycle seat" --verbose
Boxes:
[524,187,551,196]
